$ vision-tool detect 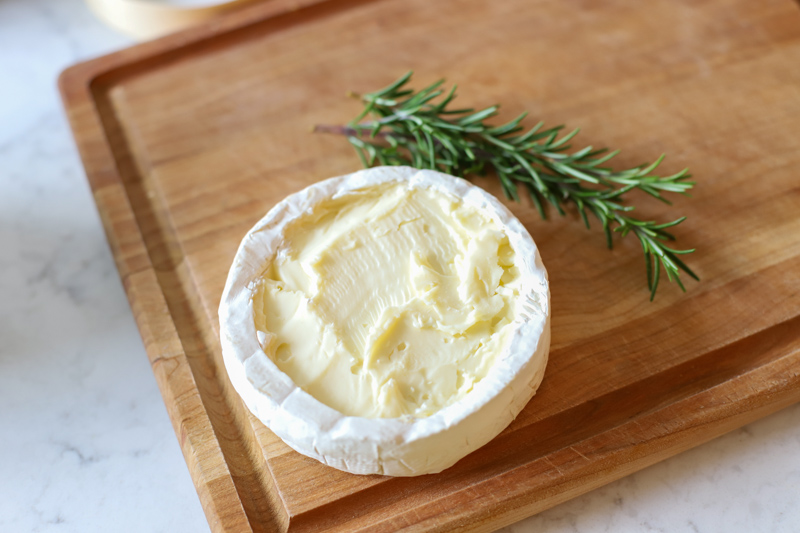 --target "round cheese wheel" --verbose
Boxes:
[219,166,550,476]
